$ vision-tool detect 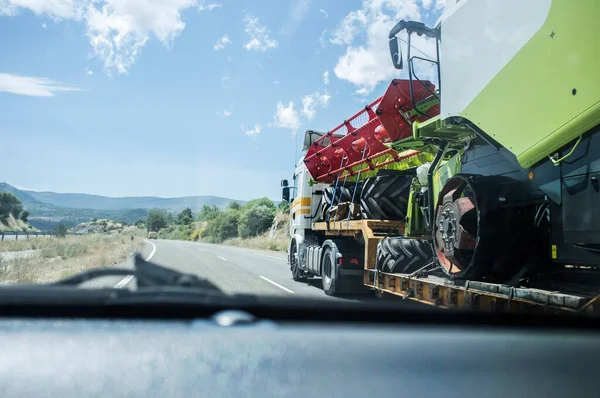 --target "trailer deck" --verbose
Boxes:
[314,219,600,315]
